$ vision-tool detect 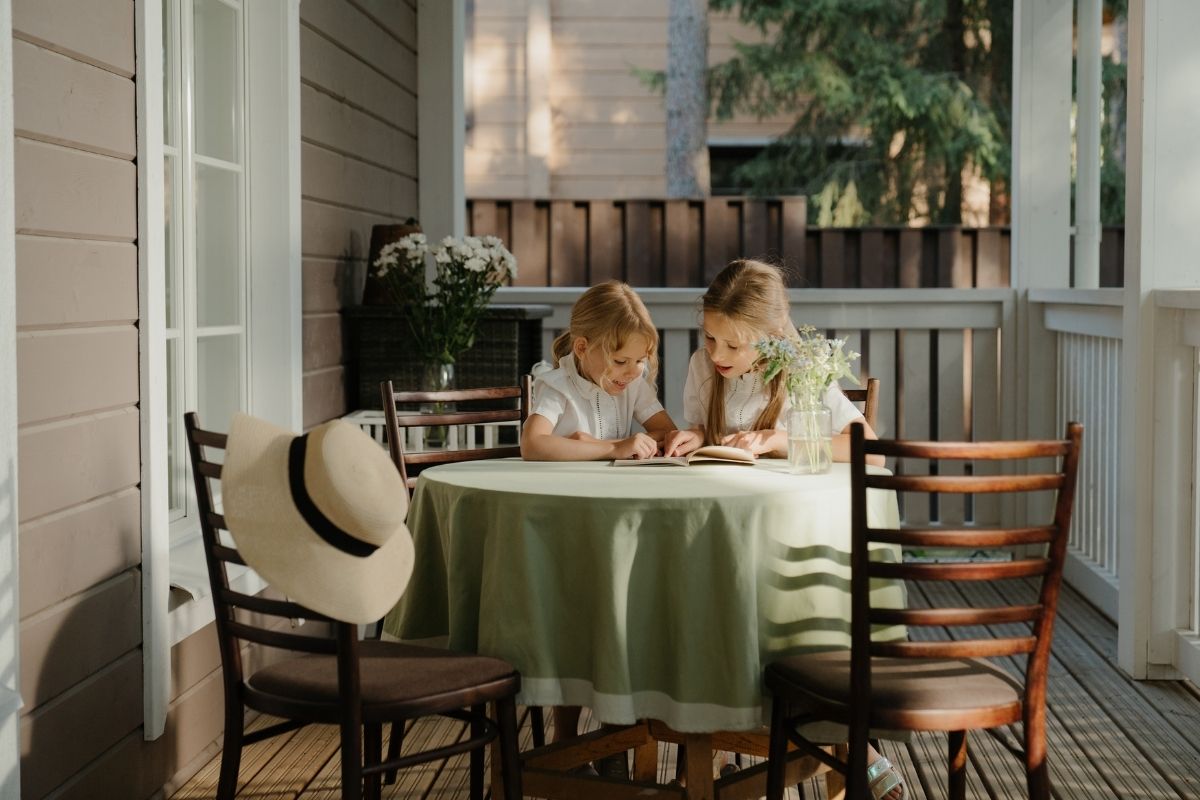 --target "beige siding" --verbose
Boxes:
[300,0,419,427]
[467,0,793,199]
[11,1,422,795]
